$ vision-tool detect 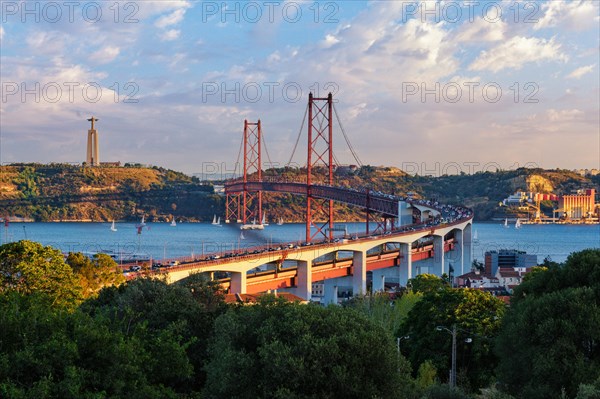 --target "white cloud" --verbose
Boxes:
[546,109,584,122]
[161,29,181,41]
[155,8,187,29]
[321,34,340,48]
[26,31,67,54]
[1,1,598,172]
[567,64,596,79]
[89,46,120,64]
[536,0,600,31]
[469,36,567,72]
[136,1,192,19]
[454,18,505,43]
